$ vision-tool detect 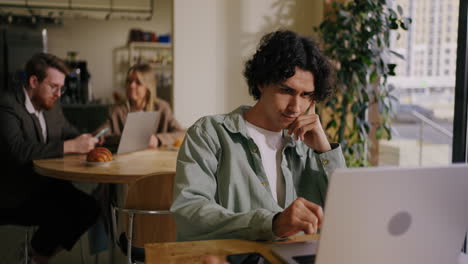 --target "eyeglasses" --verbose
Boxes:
[46,82,67,96]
